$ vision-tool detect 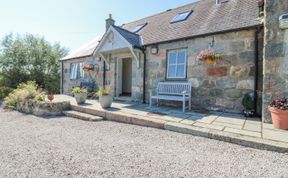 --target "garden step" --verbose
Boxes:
[64,110,103,122]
